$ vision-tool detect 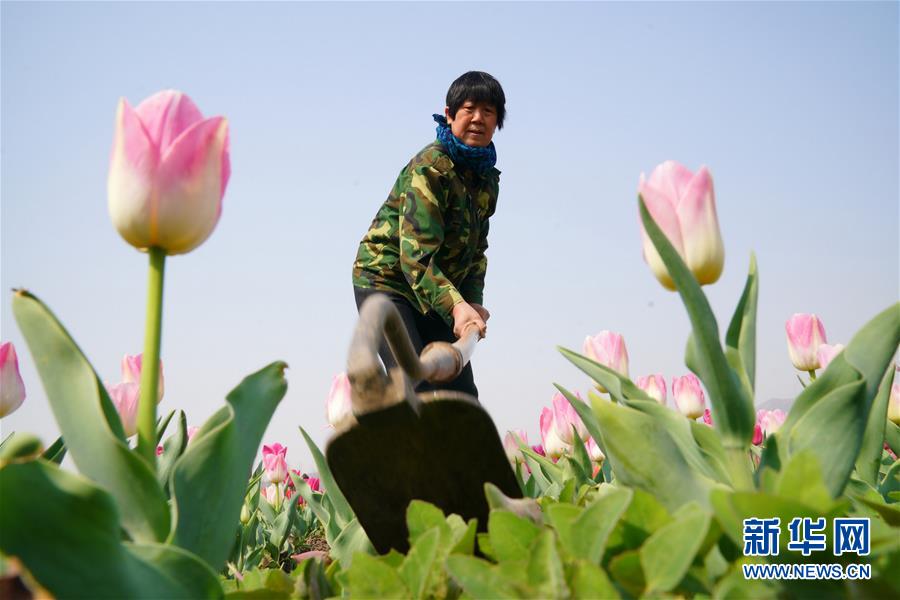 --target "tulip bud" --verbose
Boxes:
[672,374,706,420]
[758,409,786,438]
[262,443,288,483]
[785,314,828,371]
[888,366,900,426]
[240,503,251,525]
[120,353,165,403]
[108,90,230,255]
[752,422,764,445]
[583,331,629,392]
[586,437,605,463]
[702,409,713,427]
[539,406,570,459]
[636,374,667,405]
[106,382,140,437]
[816,343,845,371]
[503,429,529,465]
[0,342,27,418]
[261,483,283,512]
[550,392,589,445]
[326,372,354,429]
[638,161,724,290]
